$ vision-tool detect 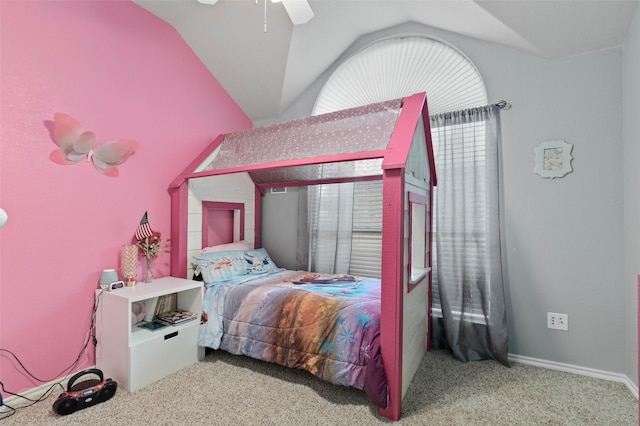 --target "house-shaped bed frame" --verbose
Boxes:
[169,92,436,421]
